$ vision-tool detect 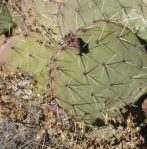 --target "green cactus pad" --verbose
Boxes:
[50,20,147,124]
[0,32,56,92]
[20,0,58,33]
[20,0,147,40]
